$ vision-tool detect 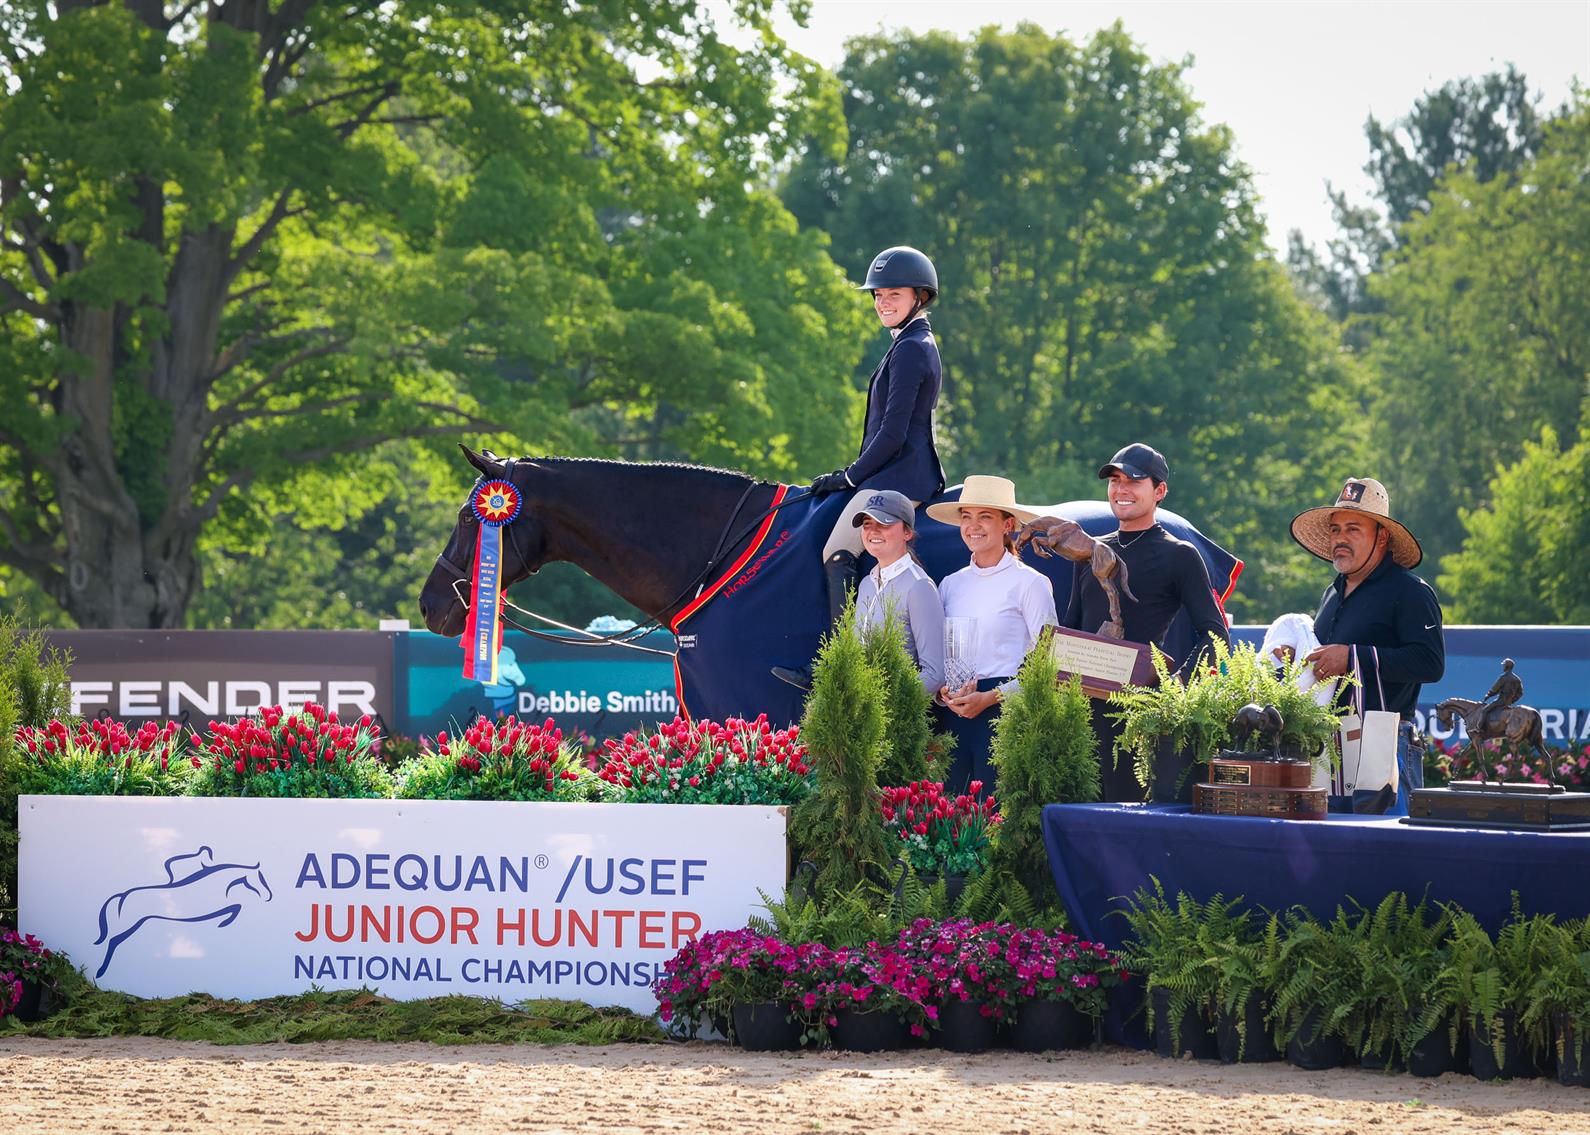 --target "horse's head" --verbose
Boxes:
[1433,699,1456,730]
[418,446,549,637]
